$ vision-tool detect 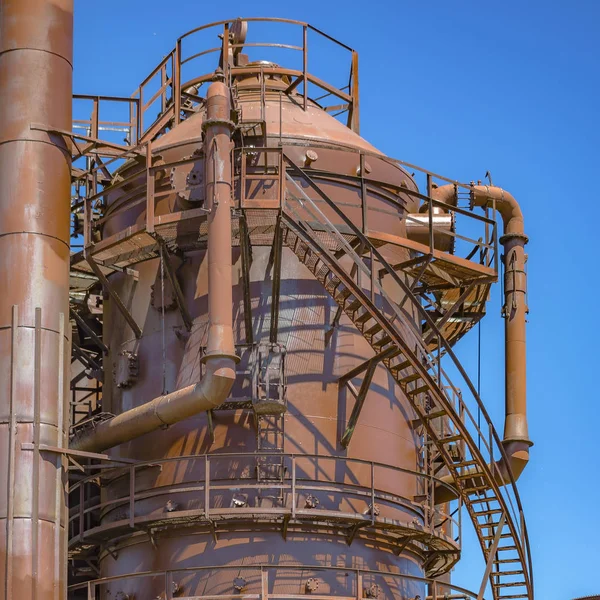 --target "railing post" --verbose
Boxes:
[166,571,173,600]
[91,97,99,140]
[139,84,144,137]
[129,465,135,529]
[161,63,167,114]
[428,194,434,254]
[174,41,181,126]
[261,567,269,600]
[291,456,296,519]
[79,483,84,542]
[205,455,210,519]
[370,462,375,525]
[350,51,360,133]
[302,26,308,111]
[429,473,434,534]
[146,140,154,234]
